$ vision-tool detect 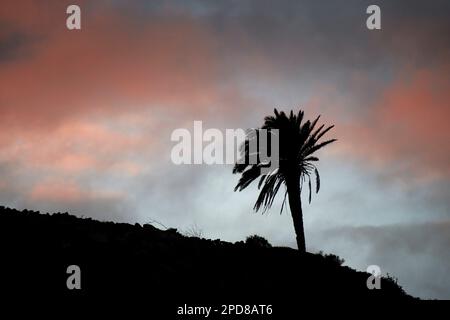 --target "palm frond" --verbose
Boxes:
[314,167,320,193]
[233,108,335,212]
[308,174,312,204]
[280,189,288,215]
[304,139,337,157]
